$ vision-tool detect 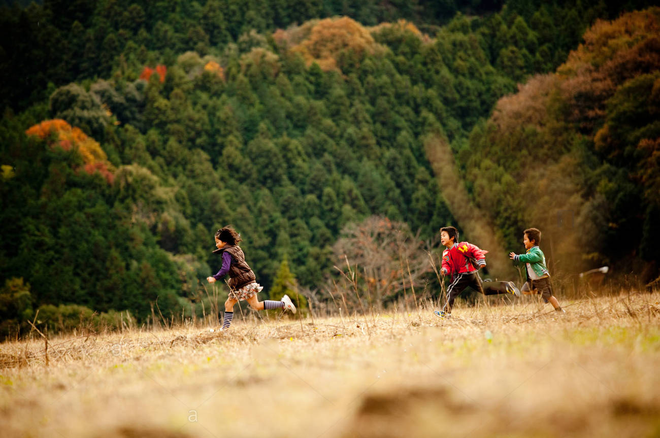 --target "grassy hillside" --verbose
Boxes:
[1,292,659,437]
